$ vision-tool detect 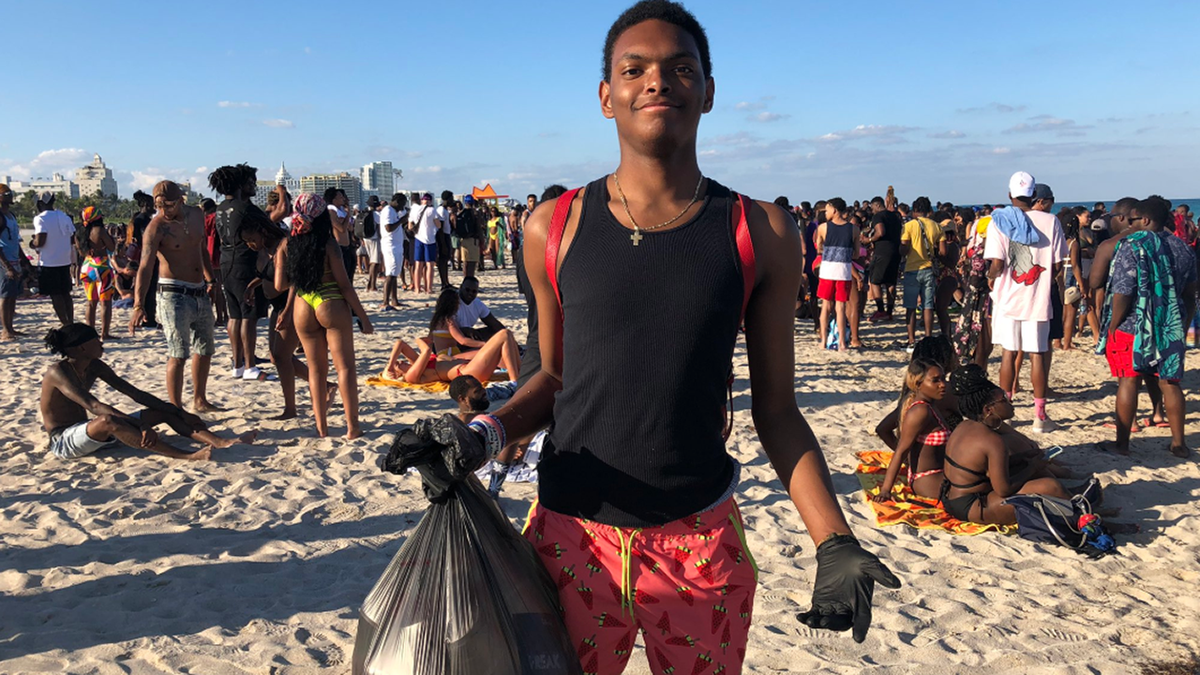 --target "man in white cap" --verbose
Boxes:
[30,191,77,327]
[985,171,1067,432]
